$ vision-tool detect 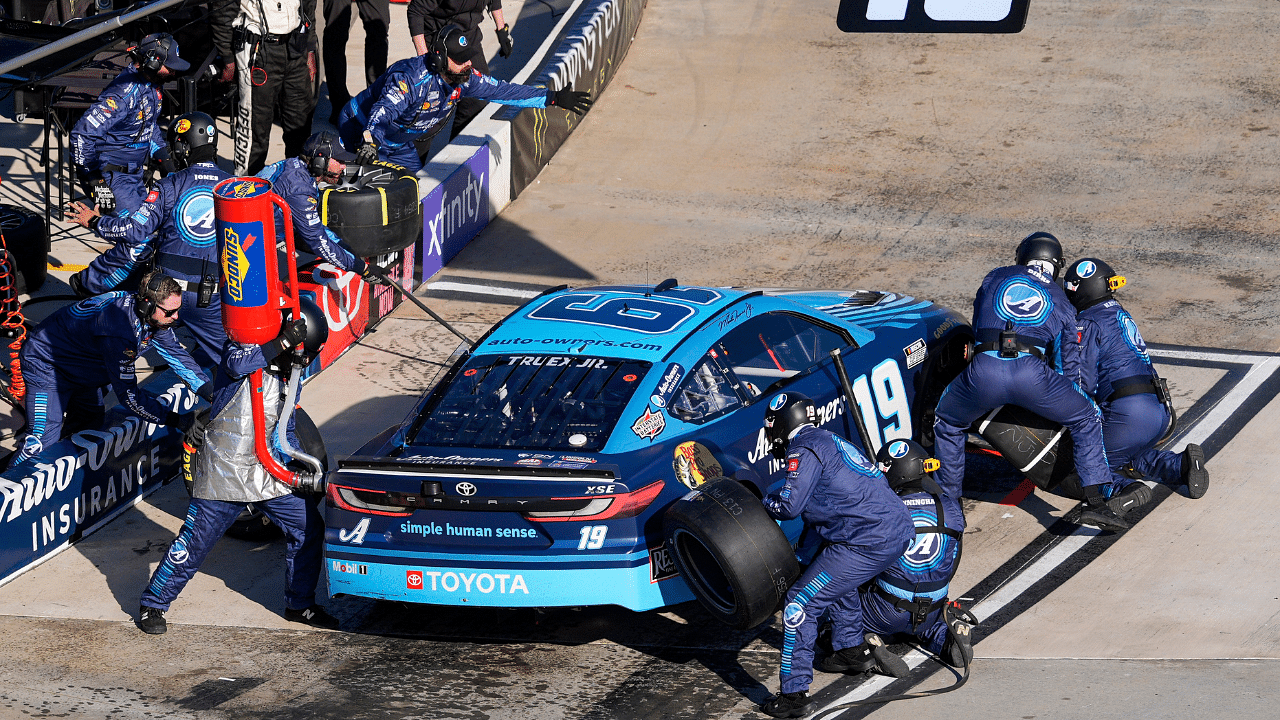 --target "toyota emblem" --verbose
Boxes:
[455,482,478,496]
